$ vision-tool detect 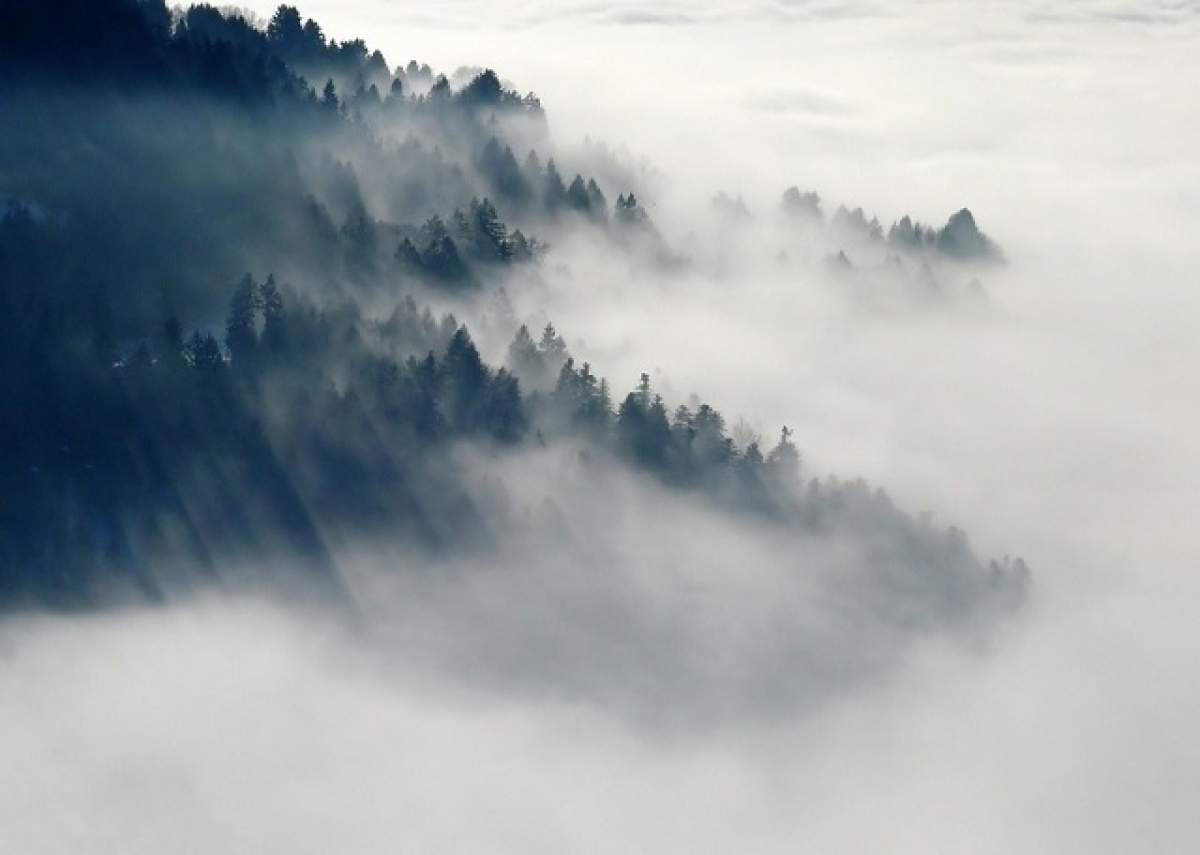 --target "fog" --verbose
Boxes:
[4,1,1199,852]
